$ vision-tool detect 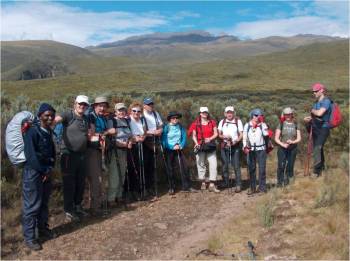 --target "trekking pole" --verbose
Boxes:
[283,150,289,187]
[229,144,233,194]
[304,126,313,176]
[153,135,158,198]
[177,150,184,189]
[159,142,171,181]
[137,142,144,200]
[140,142,146,200]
